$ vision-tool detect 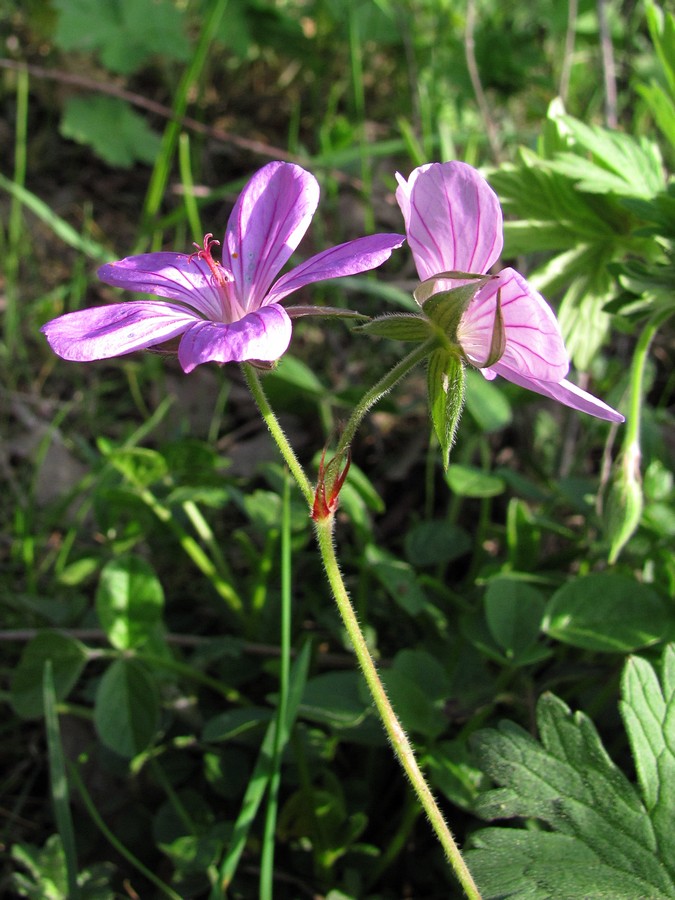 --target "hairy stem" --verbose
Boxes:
[314,516,482,900]
[336,337,436,456]
[241,364,314,506]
